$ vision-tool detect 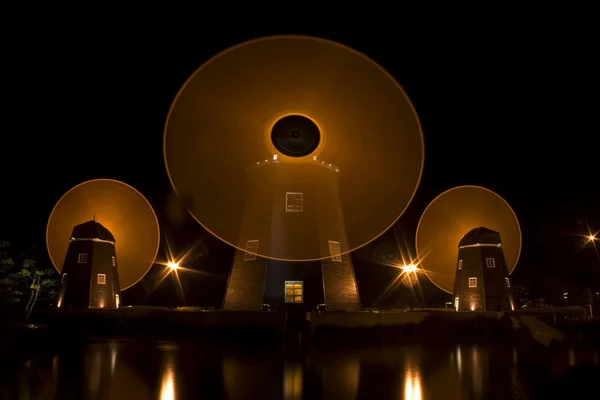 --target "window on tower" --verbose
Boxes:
[61,273,67,283]
[505,277,511,288]
[458,259,463,270]
[97,274,106,285]
[328,240,342,262]
[285,281,303,303]
[486,258,496,268]
[468,277,477,288]
[244,240,259,261]
[286,192,304,212]
[111,256,116,267]
[77,254,87,264]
